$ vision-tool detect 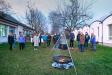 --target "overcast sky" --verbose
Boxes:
[6,0,112,30]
